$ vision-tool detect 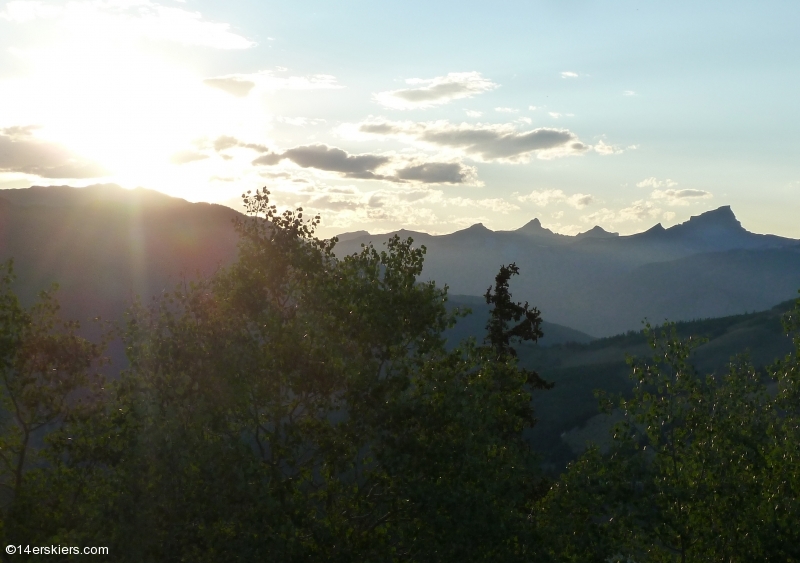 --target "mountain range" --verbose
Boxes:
[1,184,798,340]
[335,206,800,336]
[1,183,797,472]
